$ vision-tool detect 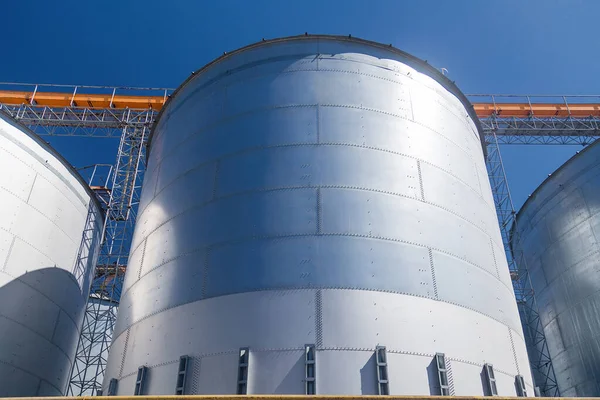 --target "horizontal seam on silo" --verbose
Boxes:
[112,286,523,345]
[0,314,73,364]
[148,141,491,220]
[134,183,493,262]
[166,63,474,141]
[161,102,473,167]
[115,346,523,382]
[129,187,507,293]
[129,234,511,302]
[0,225,71,275]
[542,333,600,361]
[0,183,82,246]
[518,158,600,225]
[0,268,82,329]
[0,142,90,213]
[445,355,522,380]
[532,210,600,265]
[317,347,527,376]
[137,147,494,252]
[0,358,63,394]
[118,349,244,380]
[537,272,600,332]
[126,214,511,299]
[166,56,314,114]
[533,246,600,295]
